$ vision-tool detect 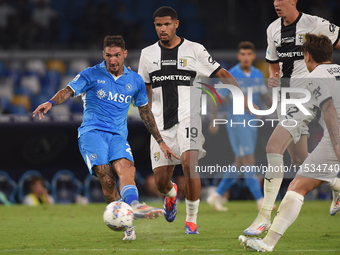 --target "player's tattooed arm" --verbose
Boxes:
[51,86,74,106]
[322,98,340,161]
[138,104,180,161]
[138,104,163,143]
[93,164,119,203]
[33,86,74,120]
